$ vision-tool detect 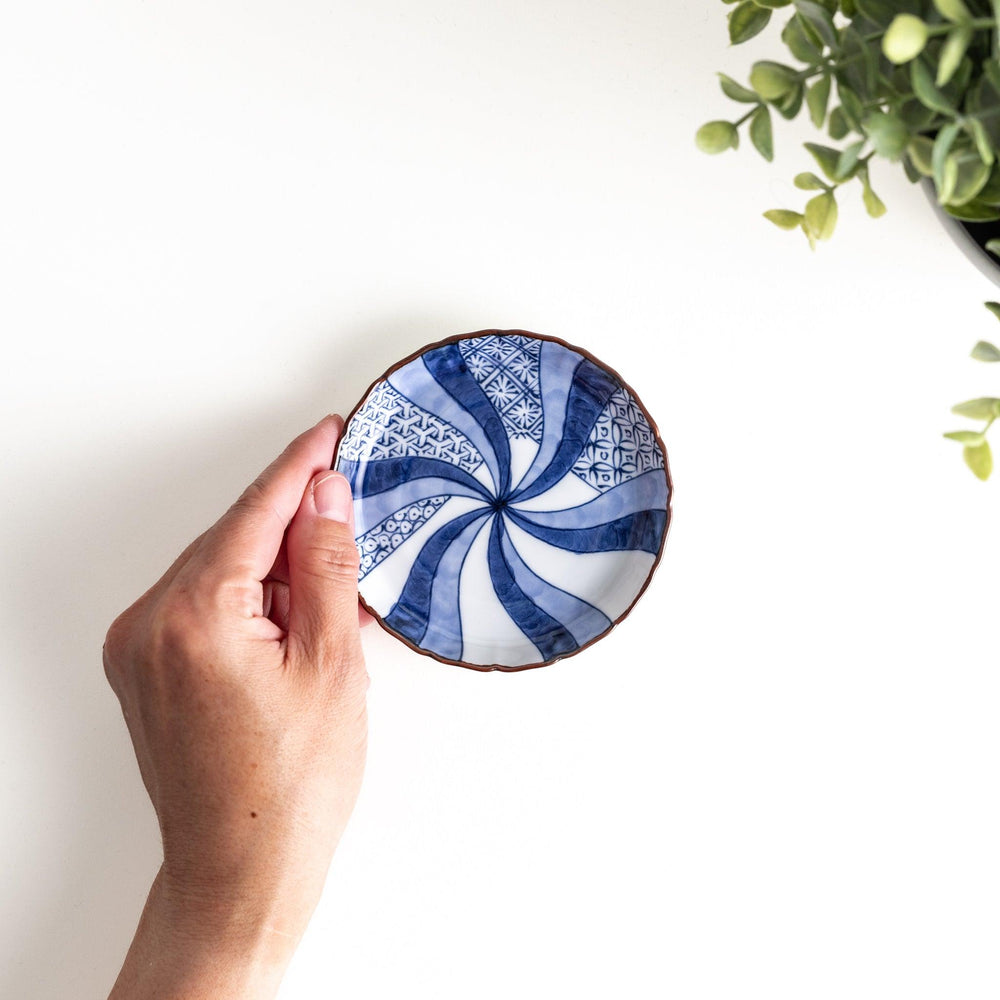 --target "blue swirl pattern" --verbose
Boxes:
[337,333,670,668]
